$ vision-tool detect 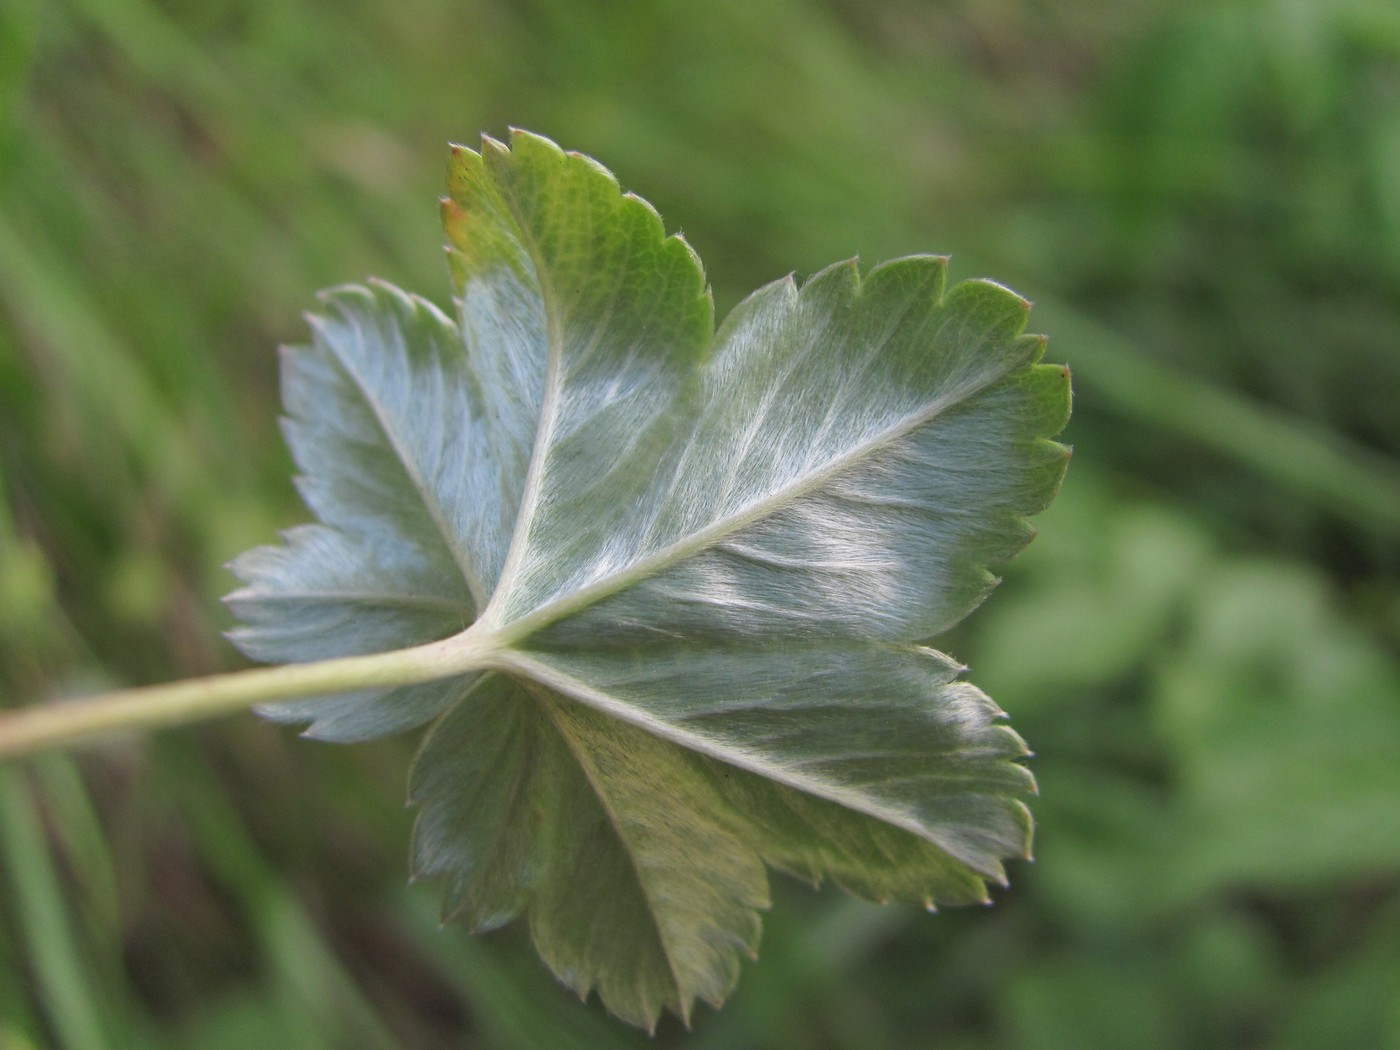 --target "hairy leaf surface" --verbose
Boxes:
[226,130,1071,1027]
